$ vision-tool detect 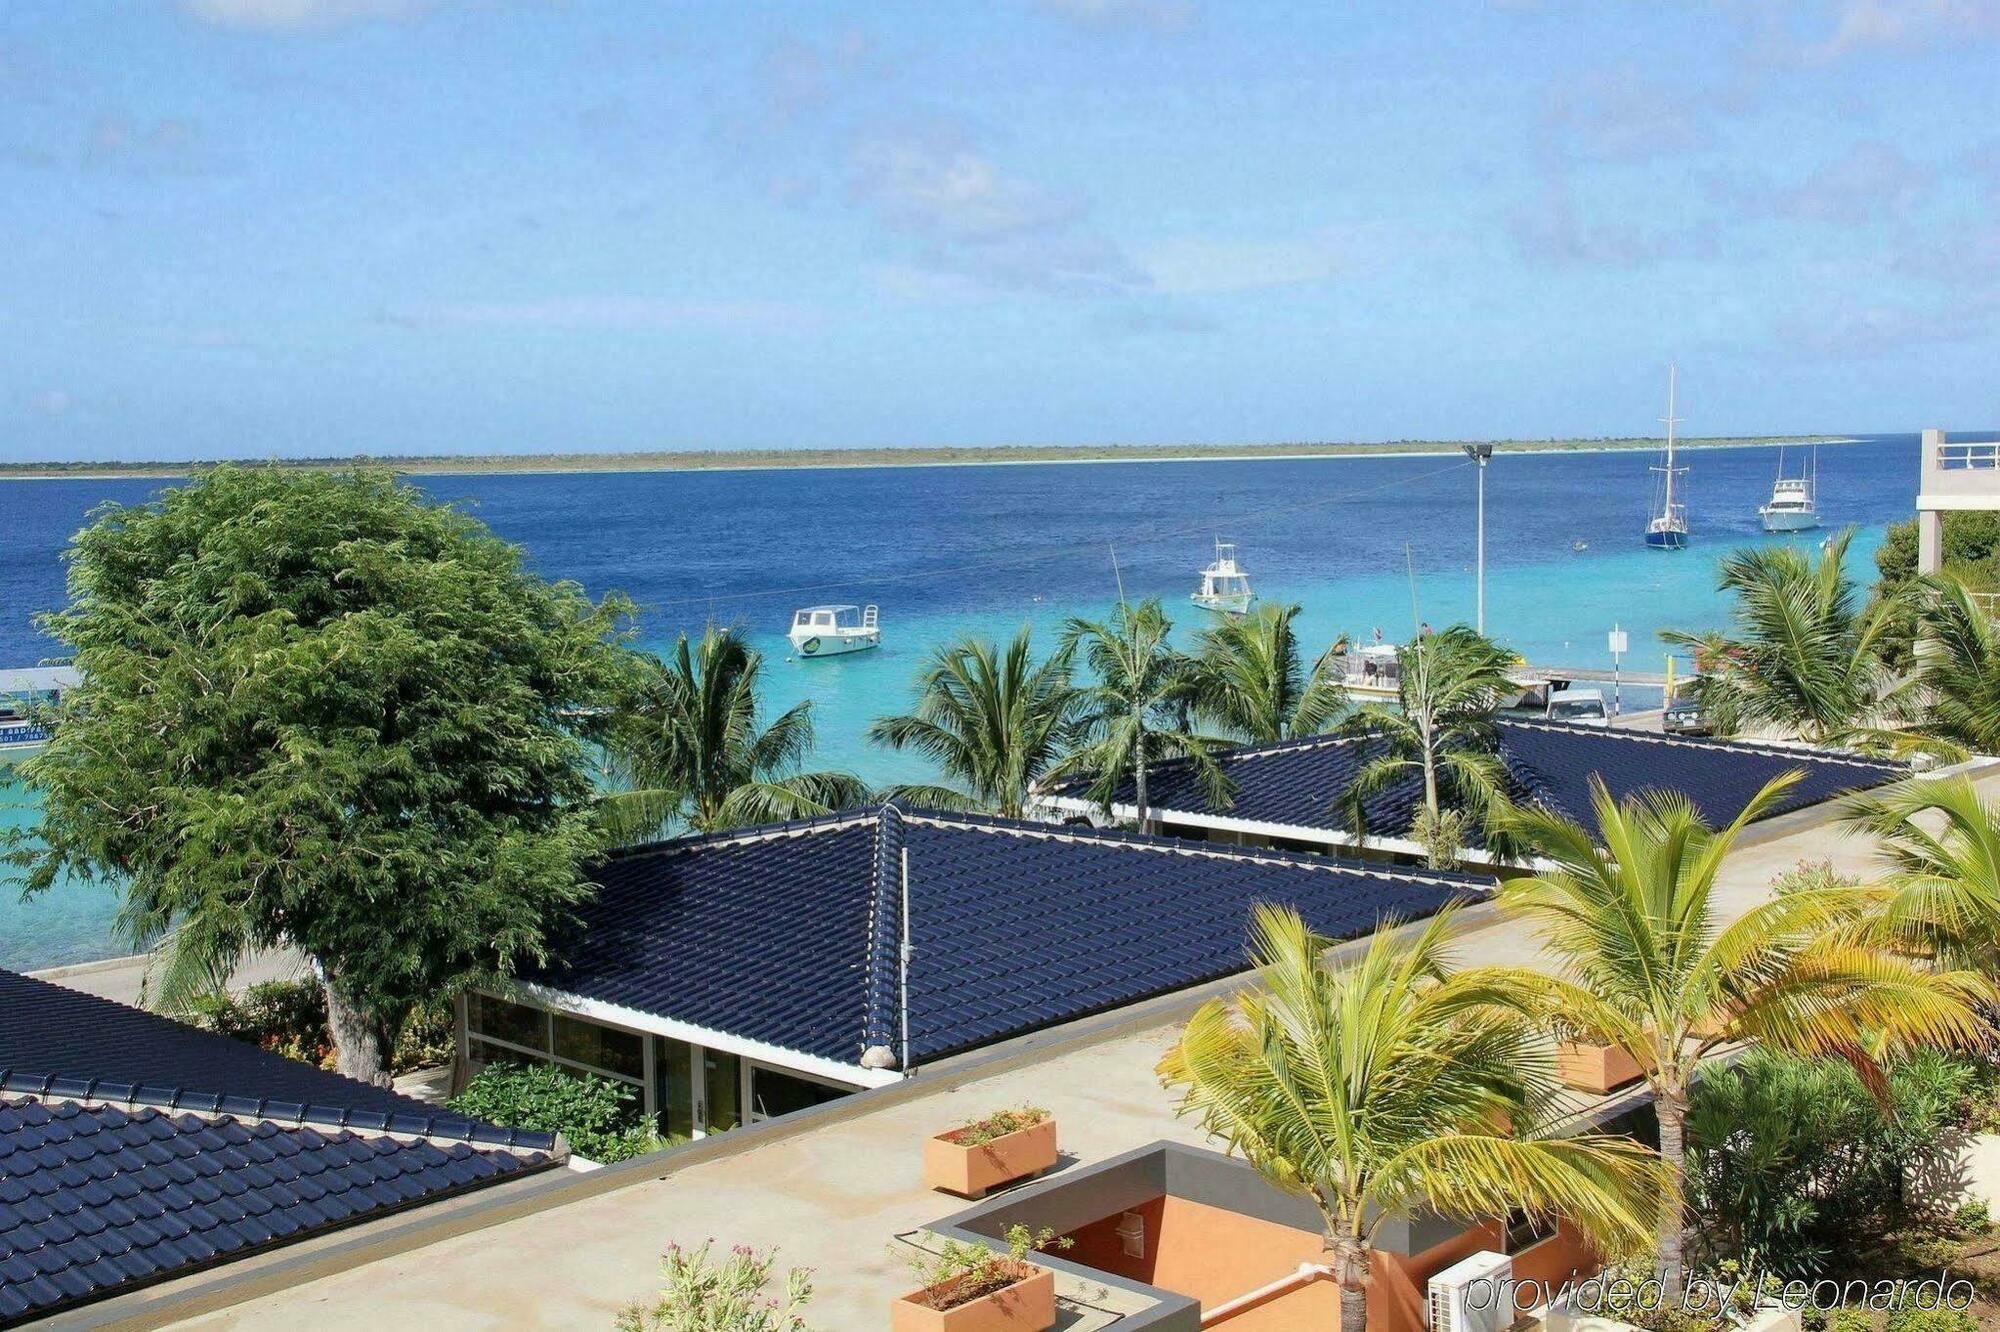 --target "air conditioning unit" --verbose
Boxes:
[1428,1251,1512,1332]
